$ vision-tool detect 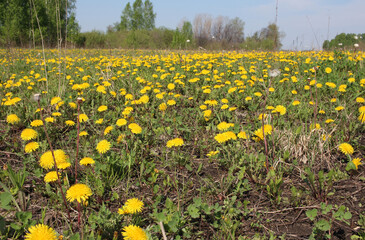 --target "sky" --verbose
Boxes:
[75,0,365,50]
